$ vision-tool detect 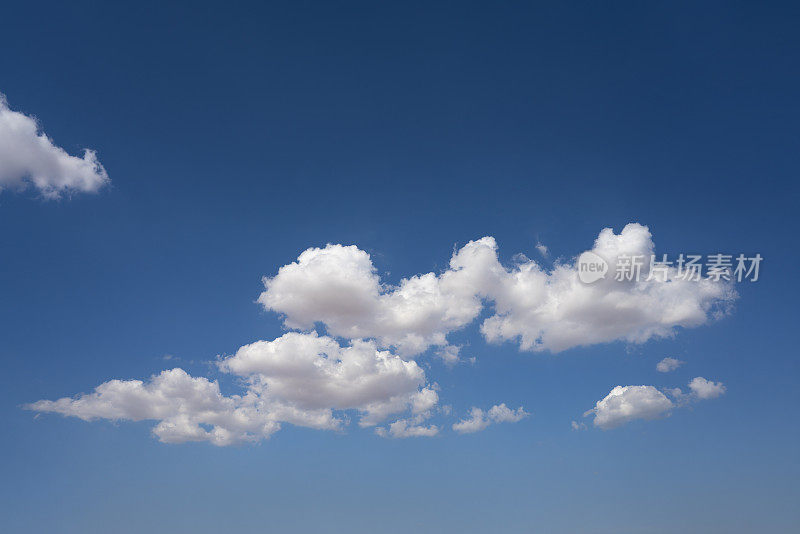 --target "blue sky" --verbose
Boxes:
[1,1,798,532]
